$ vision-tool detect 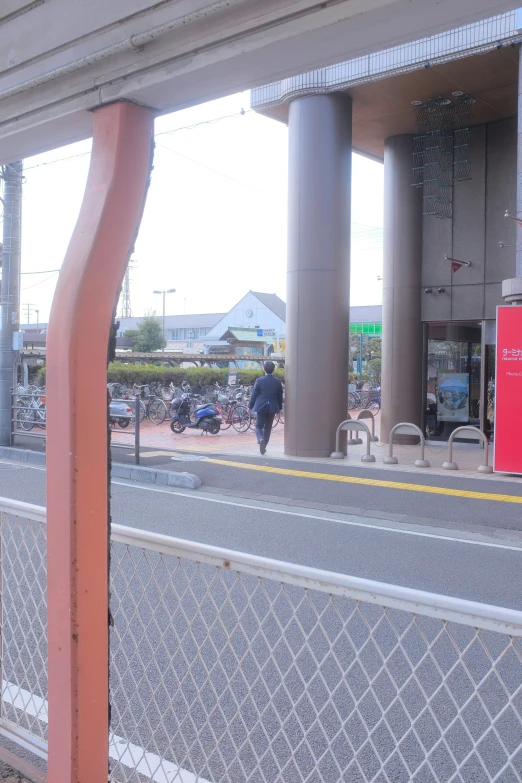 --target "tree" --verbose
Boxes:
[367,357,382,380]
[135,315,164,352]
[363,336,382,361]
[124,329,138,339]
